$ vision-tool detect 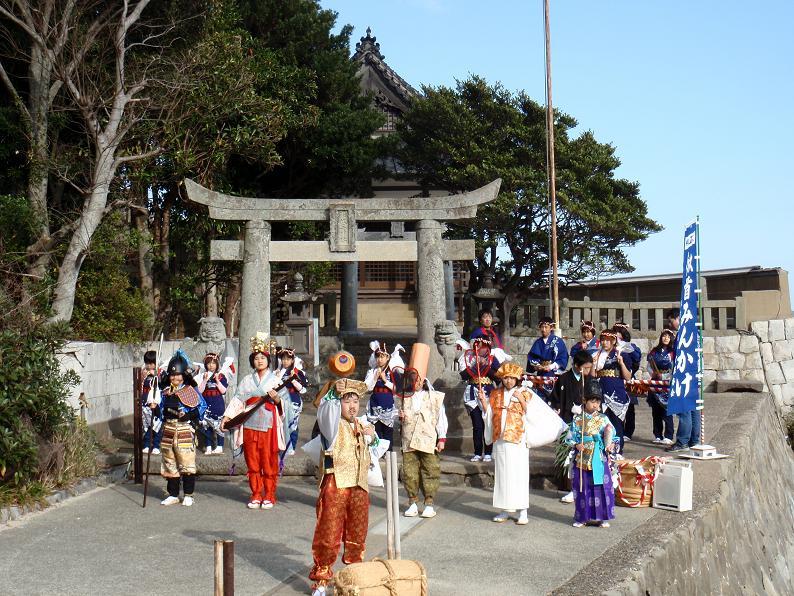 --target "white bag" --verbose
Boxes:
[524,392,568,448]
